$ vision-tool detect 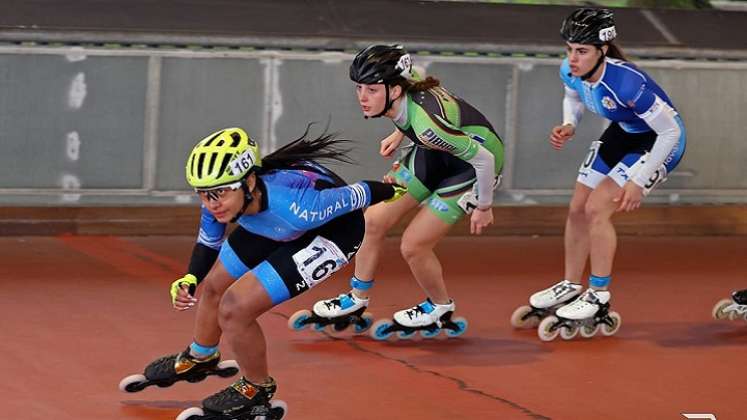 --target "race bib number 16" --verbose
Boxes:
[292,236,349,289]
